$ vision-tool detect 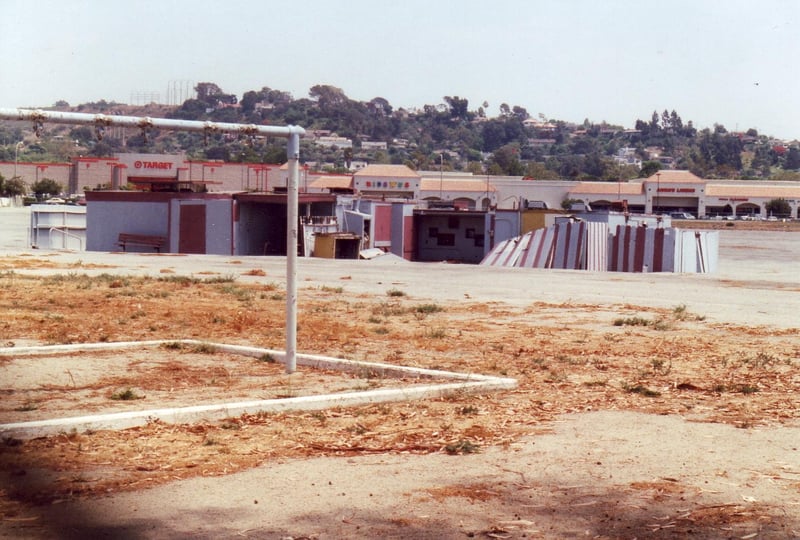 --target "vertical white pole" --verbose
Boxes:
[285,132,300,374]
